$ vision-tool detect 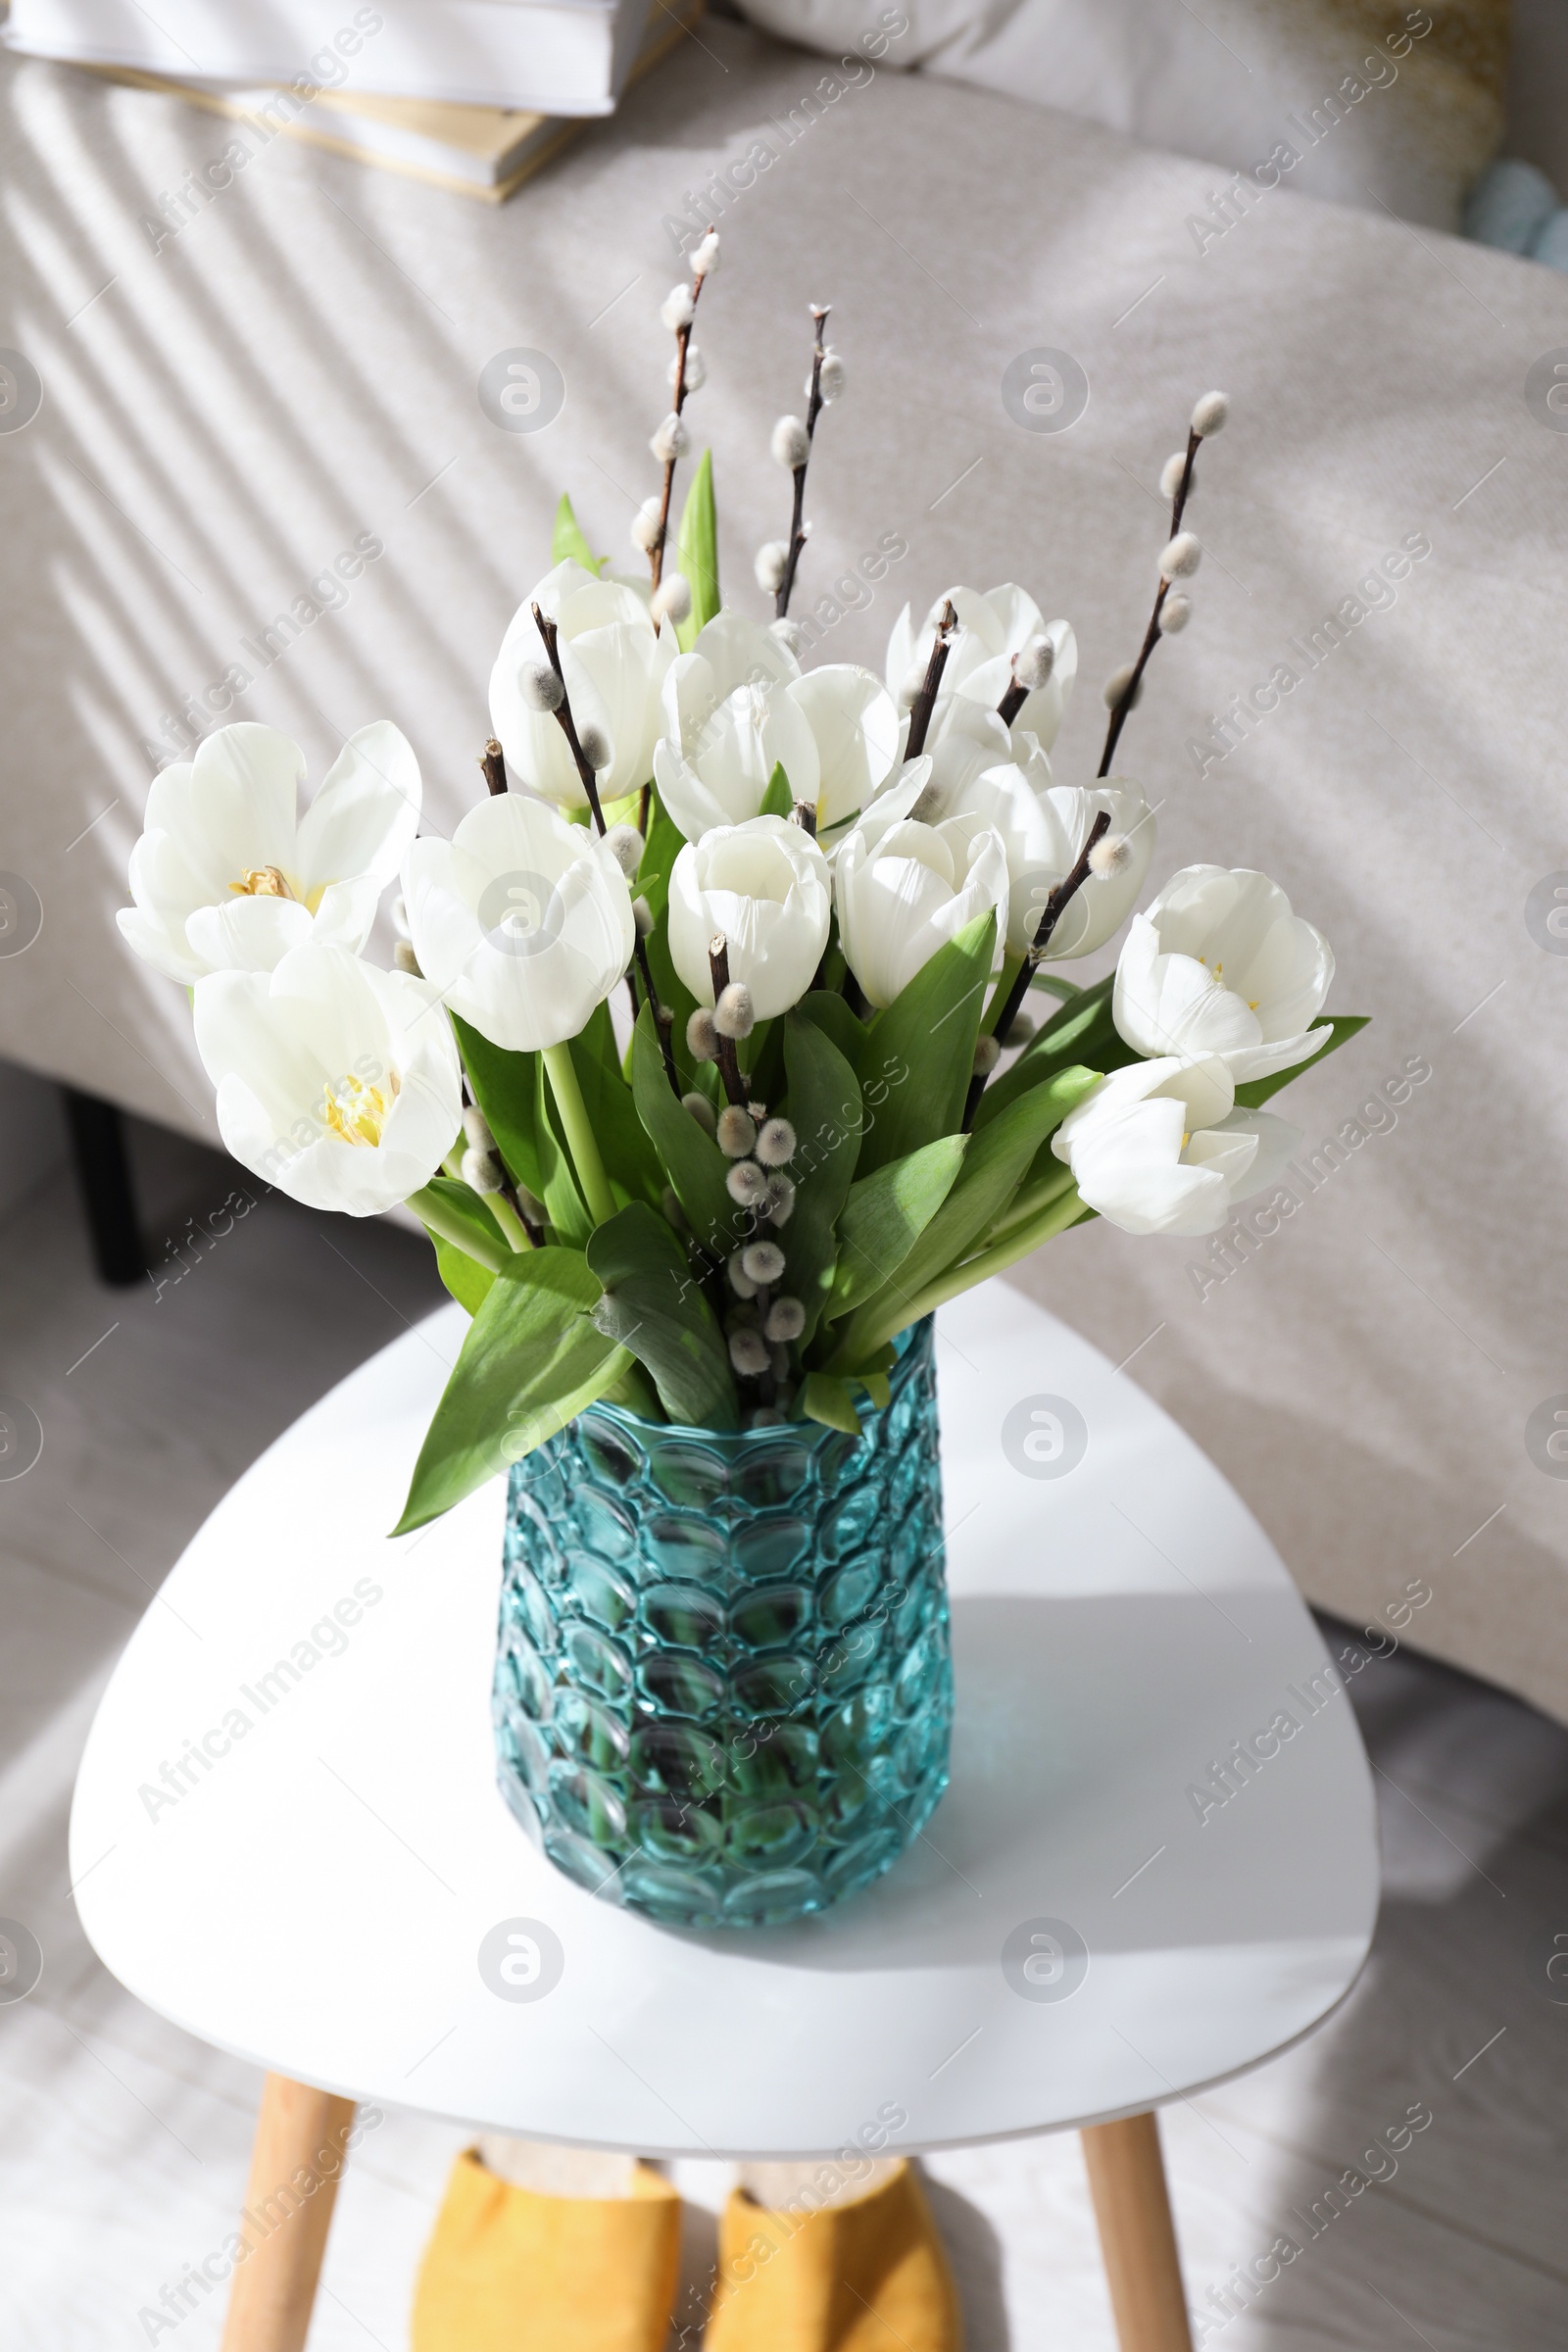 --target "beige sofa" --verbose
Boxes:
[2,18,1565,1725]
